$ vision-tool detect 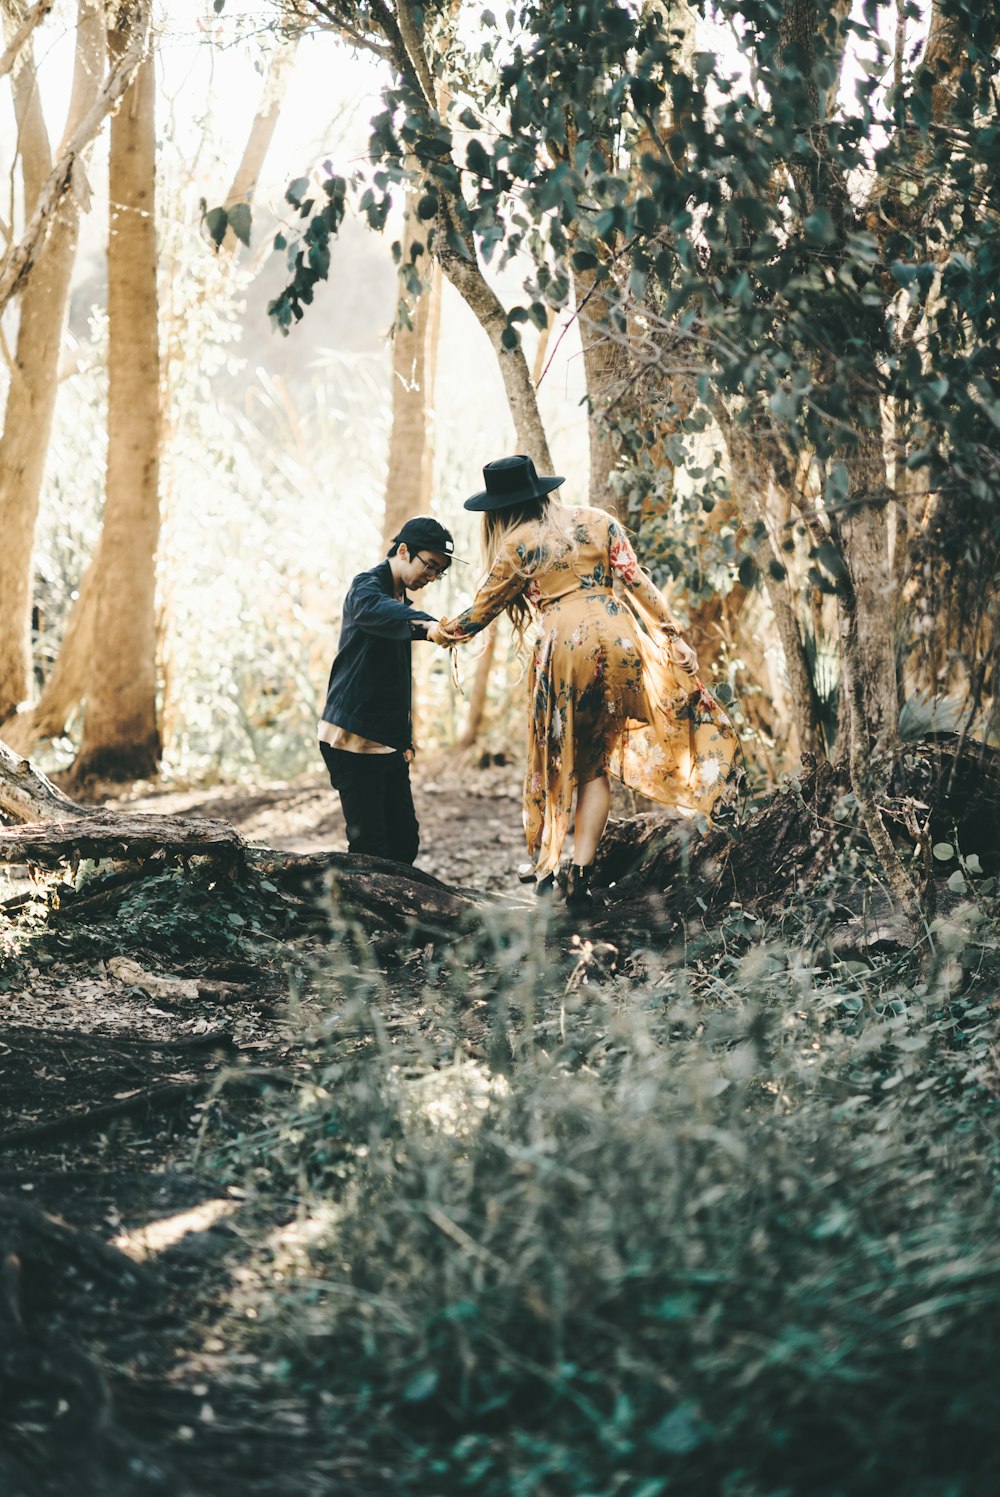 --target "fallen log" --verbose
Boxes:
[0,736,90,825]
[250,847,481,936]
[0,809,246,869]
